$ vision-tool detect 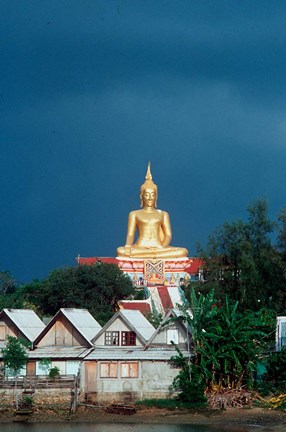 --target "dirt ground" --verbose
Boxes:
[1,405,286,431]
